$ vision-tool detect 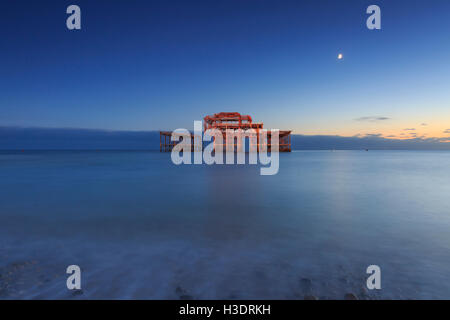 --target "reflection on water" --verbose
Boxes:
[0,150,450,299]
